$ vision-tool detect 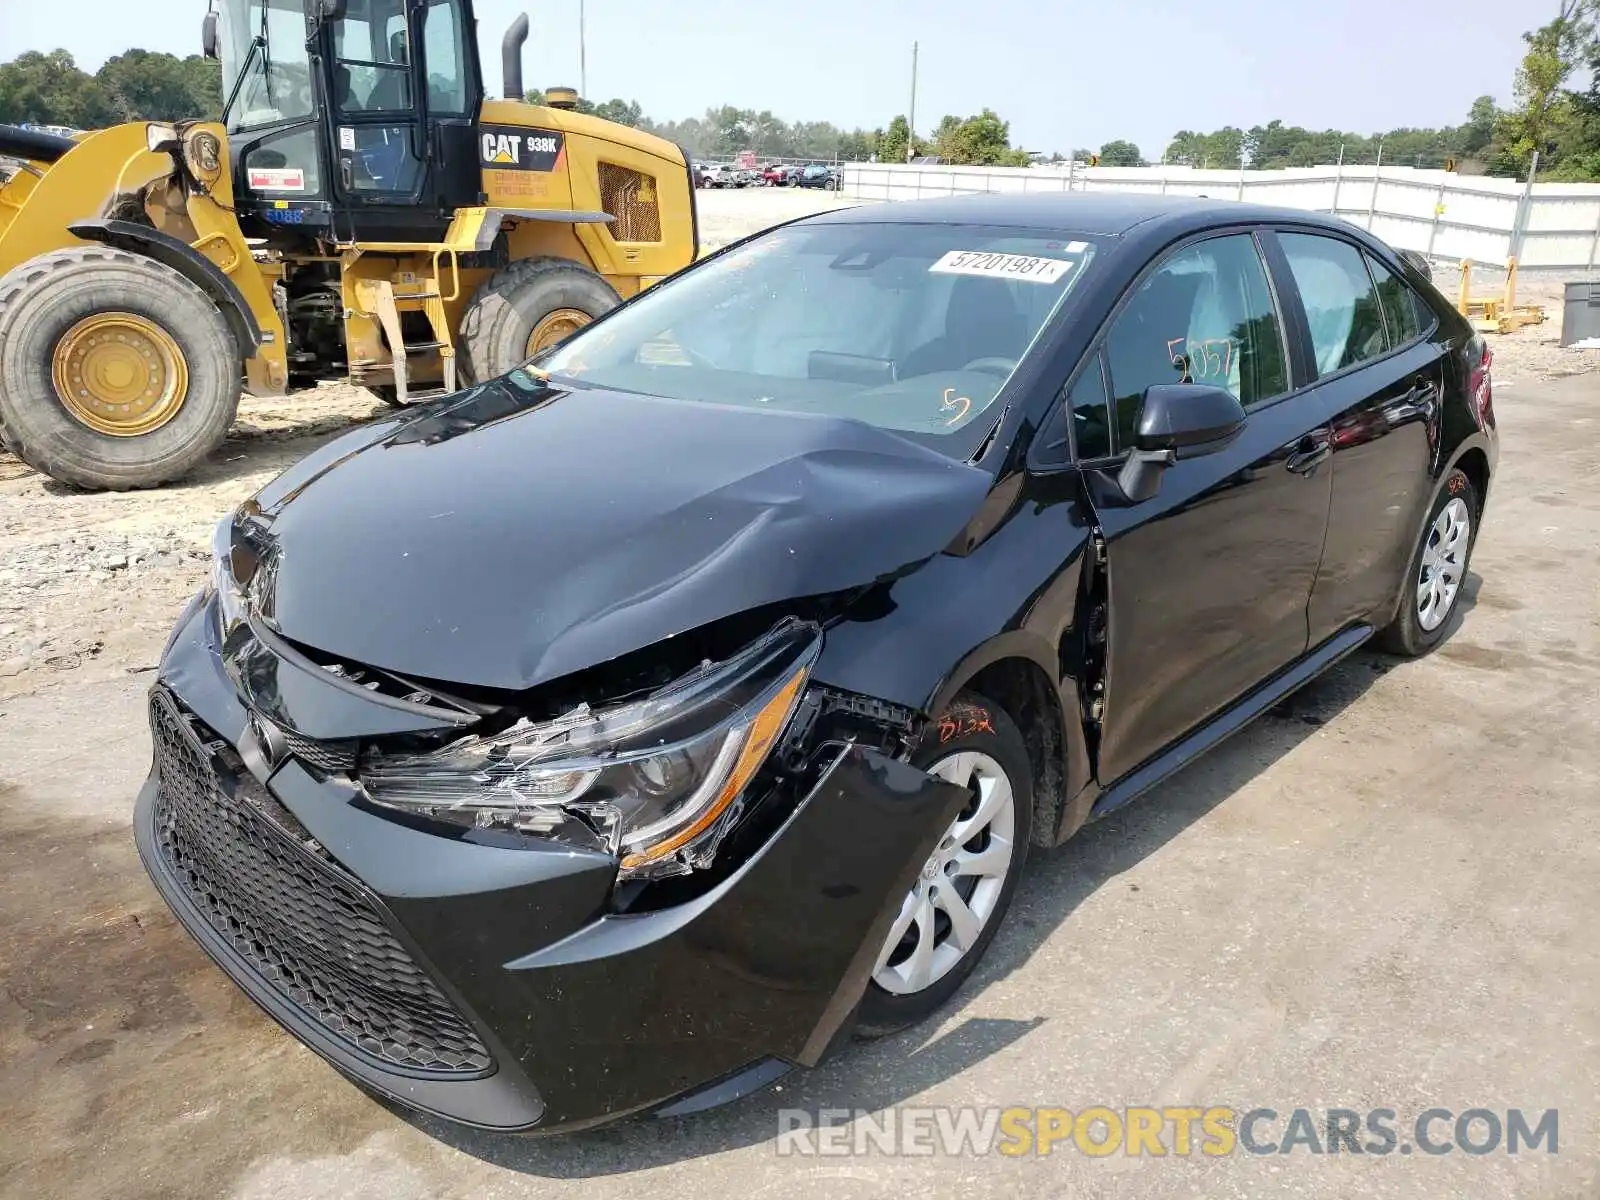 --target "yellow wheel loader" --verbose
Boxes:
[0,0,697,490]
